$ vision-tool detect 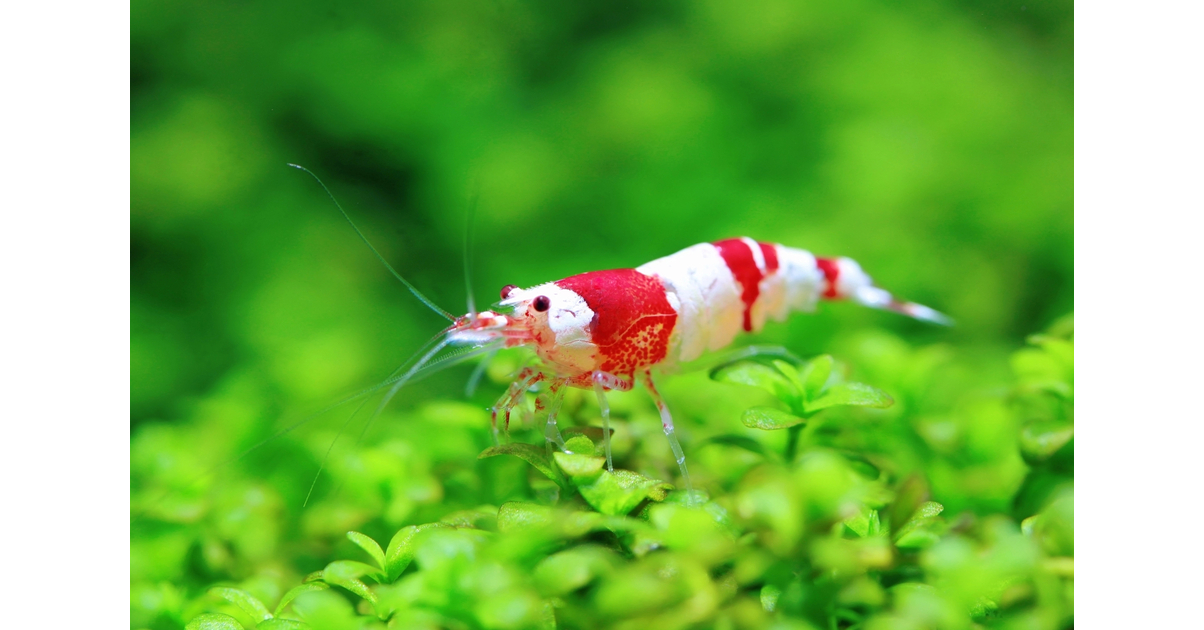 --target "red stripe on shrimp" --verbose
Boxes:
[713,238,769,332]
[759,242,779,273]
[816,257,840,298]
[555,269,677,376]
